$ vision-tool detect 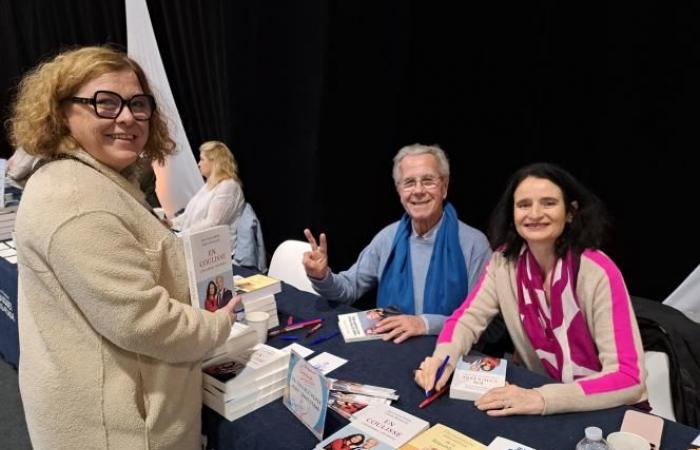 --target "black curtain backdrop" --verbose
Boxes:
[1,1,699,301]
